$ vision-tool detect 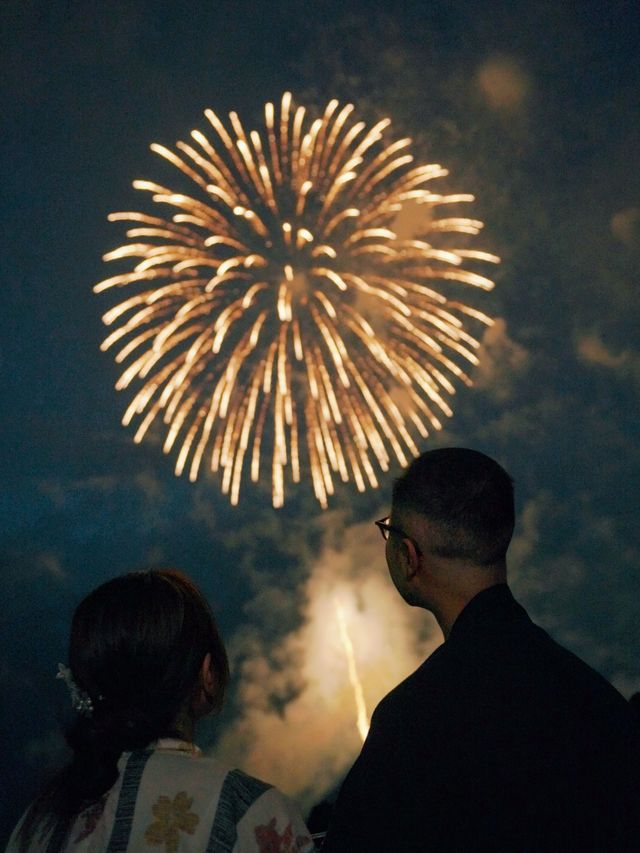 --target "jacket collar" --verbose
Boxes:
[448,583,527,642]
